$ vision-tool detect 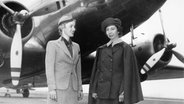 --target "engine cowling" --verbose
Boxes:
[133,33,172,71]
[0,1,34,52]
